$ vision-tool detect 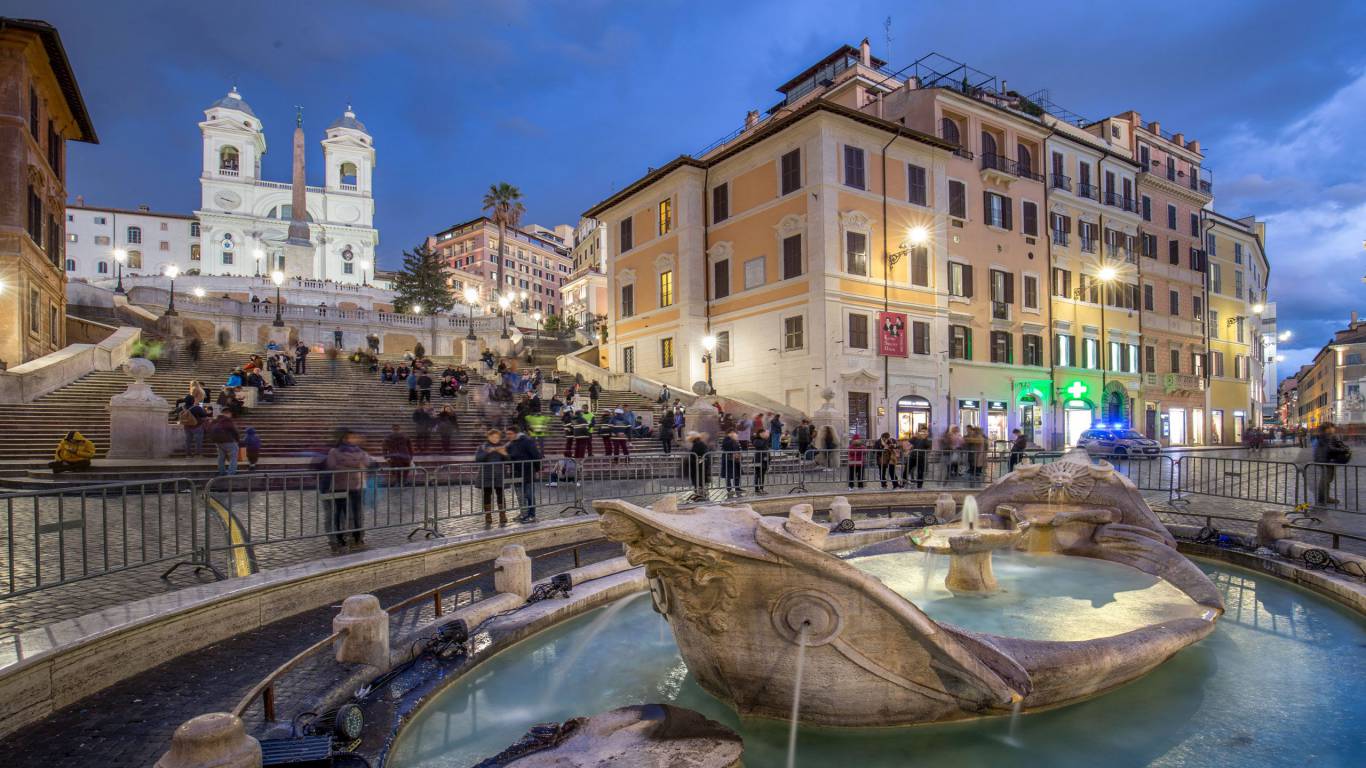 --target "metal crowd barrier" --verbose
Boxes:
[0,478,201,598]
[1173,456,1303,509]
